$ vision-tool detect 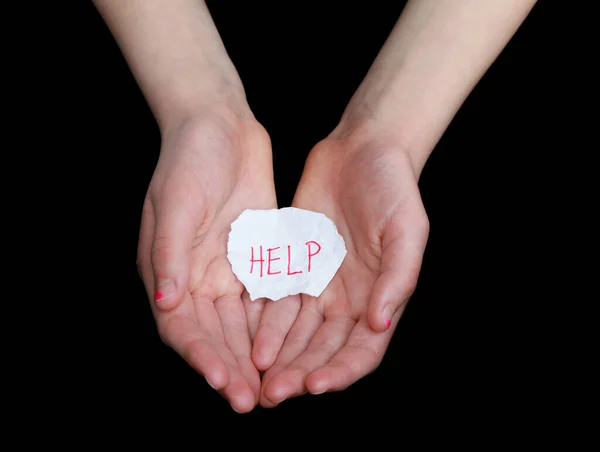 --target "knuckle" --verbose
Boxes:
[365,360,383,378]
[337,359,362,382]
[136,251,152,286]
[351,339,385,374]
[365,351,385,377]
[417,211,430,237]
[157,329,170,347]
[404,267,421,296]
[337,350,382,385]
[156,317,175,347]
[151,235,173,266]
[135,257,144,280]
